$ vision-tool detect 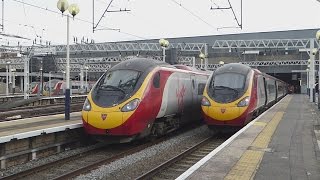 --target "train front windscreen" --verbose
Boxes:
[208,73,246,103]
[92,69,141,107]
